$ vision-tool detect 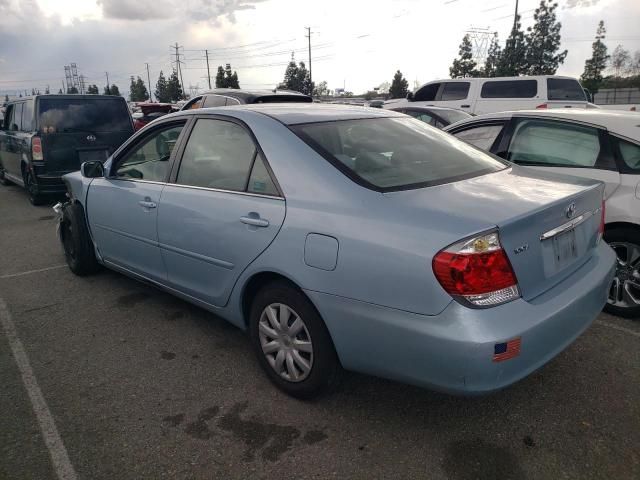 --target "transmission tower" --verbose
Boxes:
[64,66,73,92]
[71,63,80,90]
[465,27,495,65]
